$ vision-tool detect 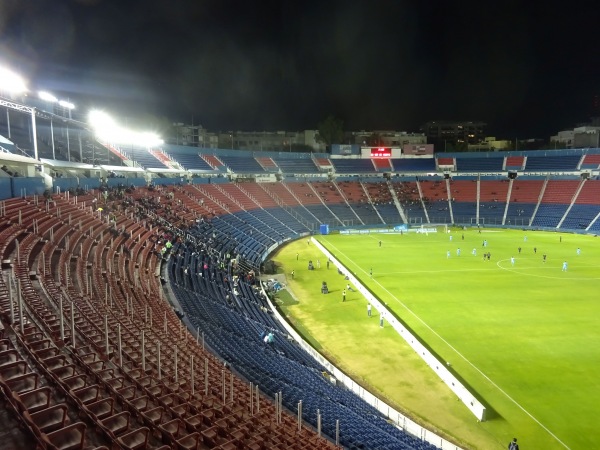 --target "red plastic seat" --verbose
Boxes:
[0,349,19,366]
[83,397,114,421]
[6,372,39,394]
[29,403,69,433]
[115,426,149,450]
[0,360,28,381]
[70,384,100,406]
[176,432,201,450]
[15,386,52,413]
[61,374,87,392]
[158,418,186,444]
[99,411,131,440]
[41,421,86,450]
[126,394,150,415]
